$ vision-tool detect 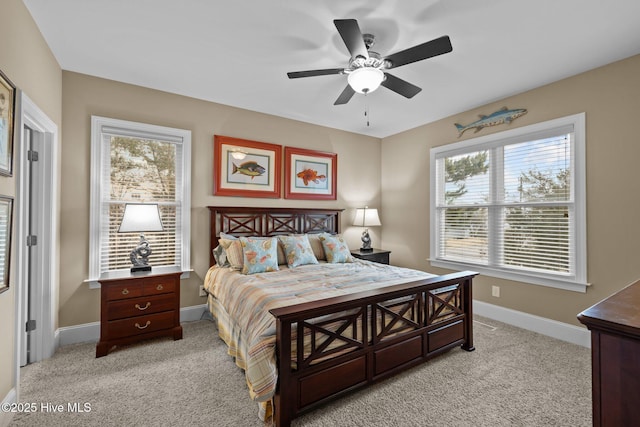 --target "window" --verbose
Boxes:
[430,113,587,292]
[89,116,191,283]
